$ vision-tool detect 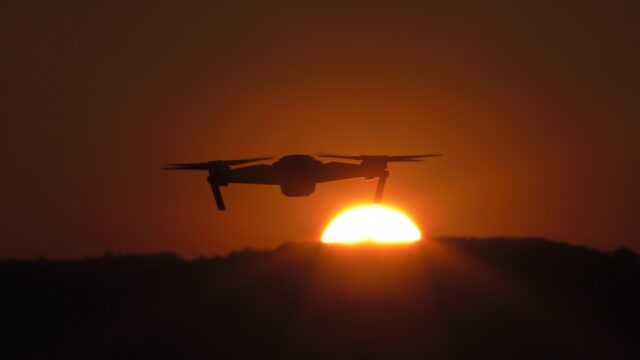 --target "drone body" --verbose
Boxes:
[164,154,441,210]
